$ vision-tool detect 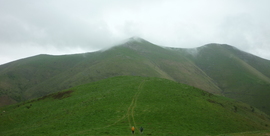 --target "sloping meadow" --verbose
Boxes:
[1,76,269,135]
